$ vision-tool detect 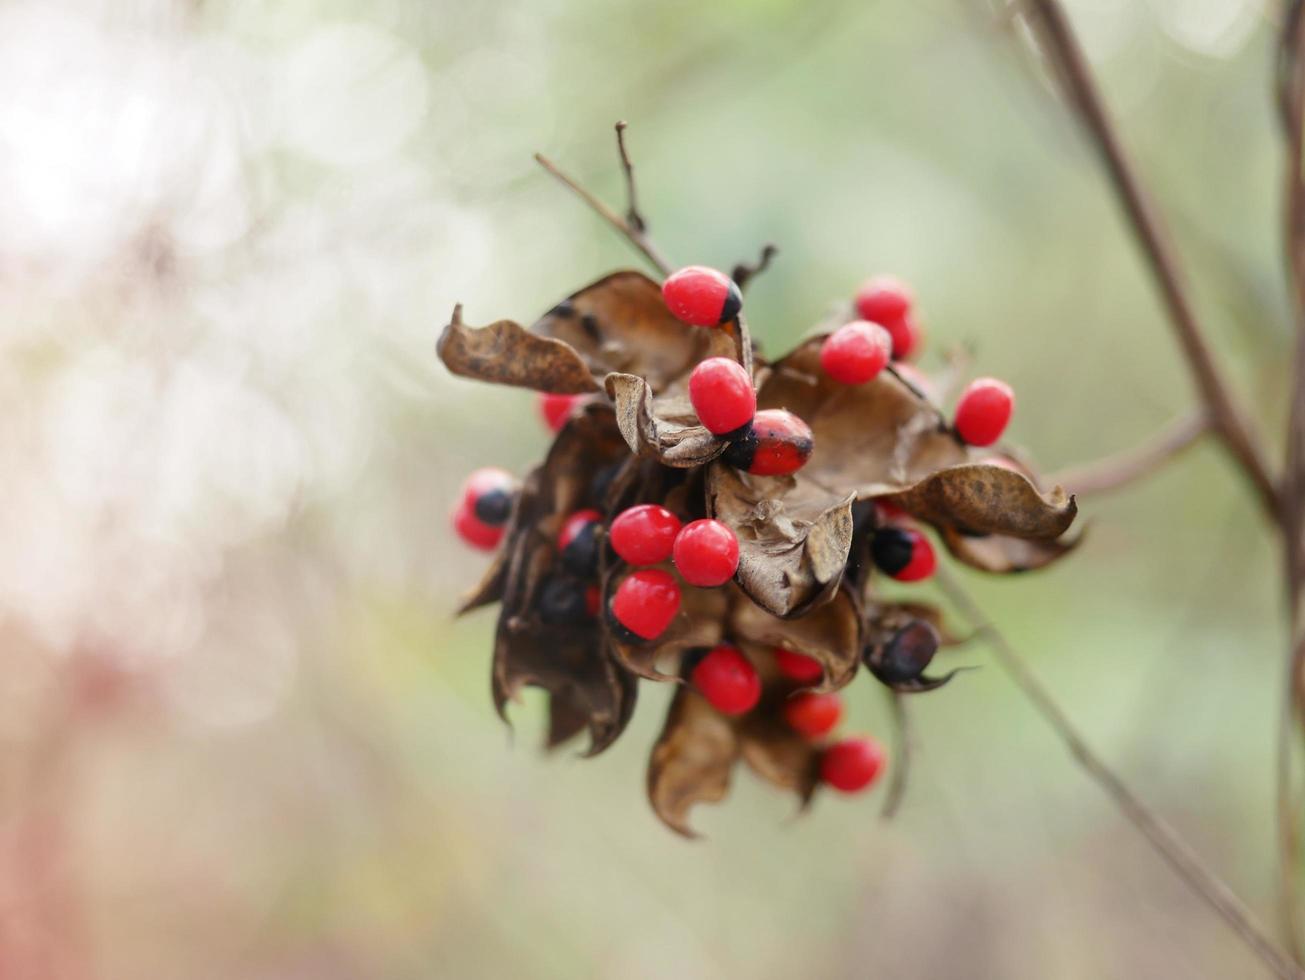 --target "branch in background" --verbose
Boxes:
[1019,0,1280,522]
[1274,0,1305,959]
[936,567,1305,980]
[732,243,779,291]
[1049,410,1210,496]
[534,124,673,277]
